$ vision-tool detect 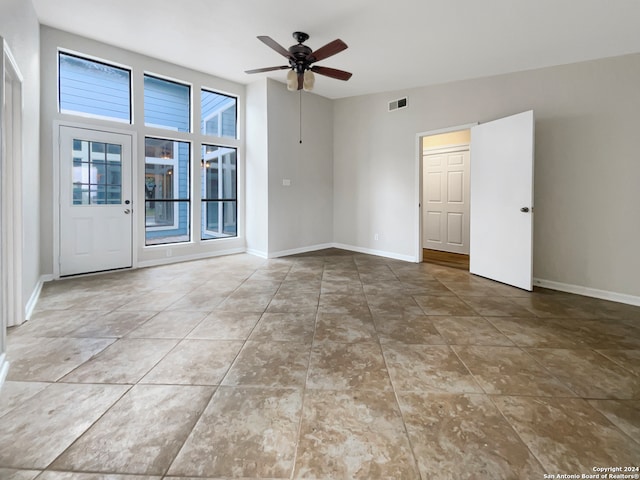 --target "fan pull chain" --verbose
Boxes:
[299,90,303,144]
